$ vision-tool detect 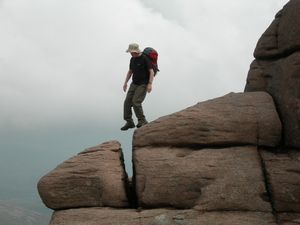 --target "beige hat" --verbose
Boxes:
[126,43,141,53]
